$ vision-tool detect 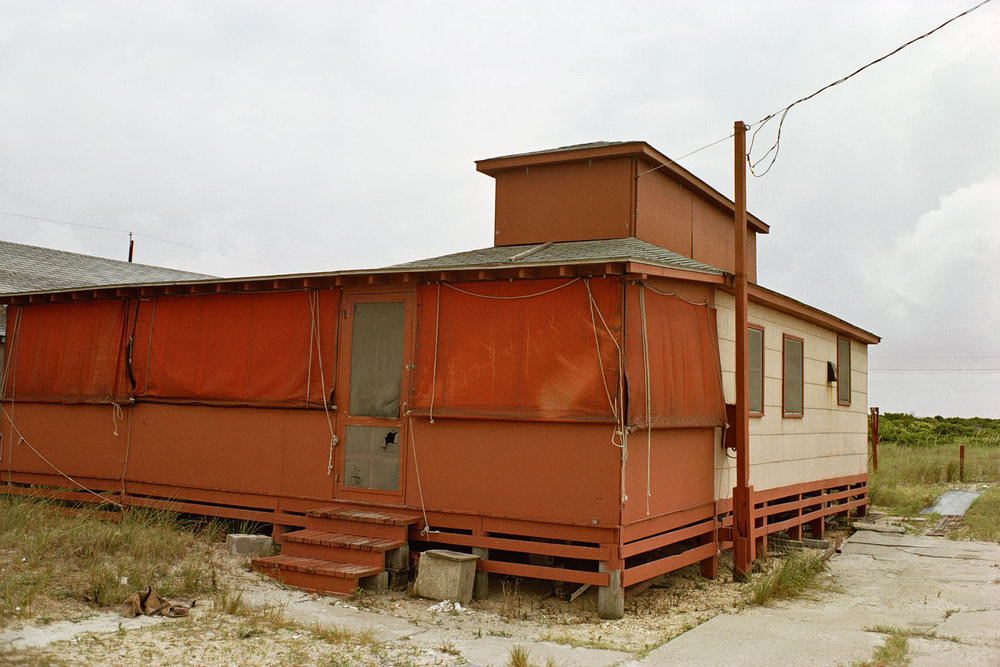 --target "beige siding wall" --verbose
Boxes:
[714,291,869,499]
